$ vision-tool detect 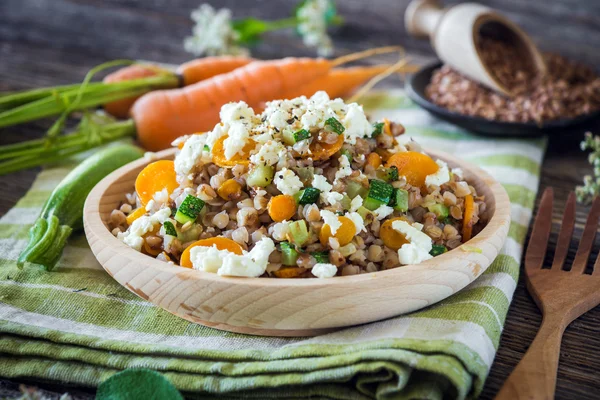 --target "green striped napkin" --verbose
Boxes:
[0,90,545,399]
